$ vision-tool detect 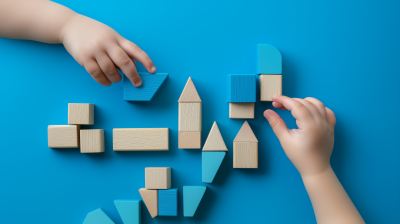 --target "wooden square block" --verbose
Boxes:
[229,103,254,119]
[227,74,256,103]
[178,131,201,149]
[48,125,80,148]
[80,129,104,153]
[113,128,169,151]
[260,75,282,101]
[233,142,258,168]
[178,103,201,131]
[68,103,94,125]
[145,167,171,189]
